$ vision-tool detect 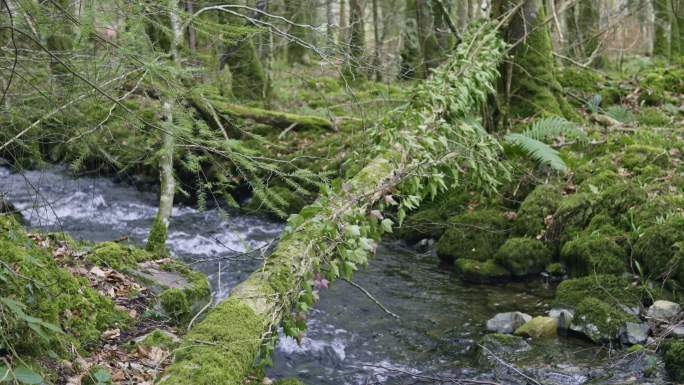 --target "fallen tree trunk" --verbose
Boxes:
[190,94,334,132]
[160,22,506,385]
